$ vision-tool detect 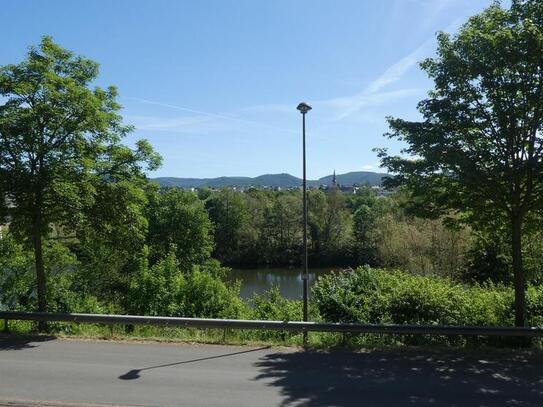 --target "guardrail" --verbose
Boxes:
[2,311,543,337]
